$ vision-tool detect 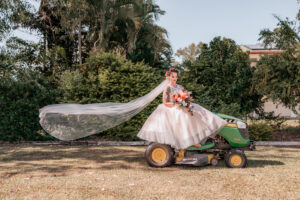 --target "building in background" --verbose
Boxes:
[239,44,283,67]
[239,44,299,119]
